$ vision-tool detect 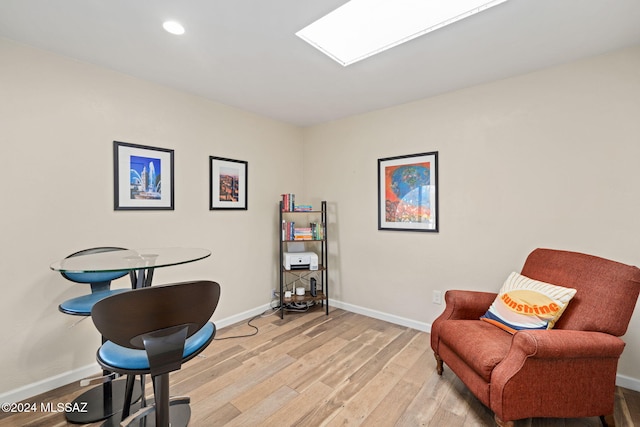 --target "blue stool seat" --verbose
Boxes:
[59,288,130,316]
[98,322,216,371]
[63,270,131,285]
[58,248,131,317]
